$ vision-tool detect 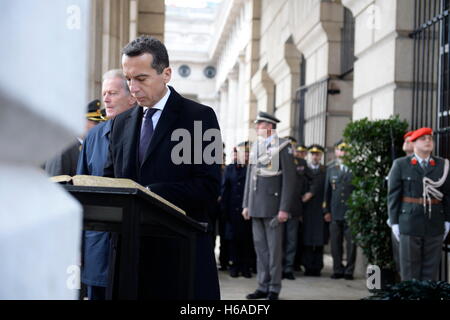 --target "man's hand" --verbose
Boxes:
[324,213,331,222]
[242,208,250,220]
[444,222,450,241]
[392,224,400,242]
[302,192,313,203]
[277,210,289,223]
